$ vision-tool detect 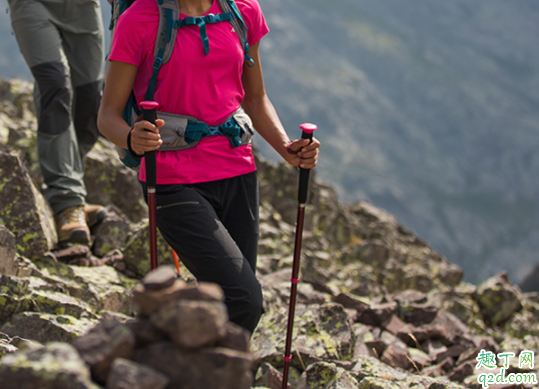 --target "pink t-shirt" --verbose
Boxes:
[109,0,269,184]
